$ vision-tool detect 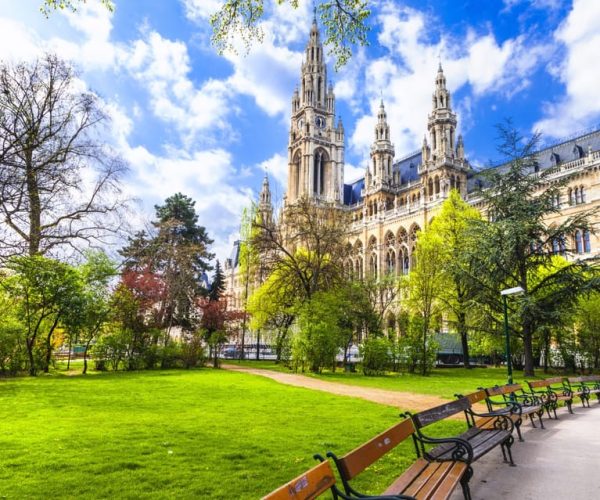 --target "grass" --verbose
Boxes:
[232,360,553,399]
[0,369,465,499]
